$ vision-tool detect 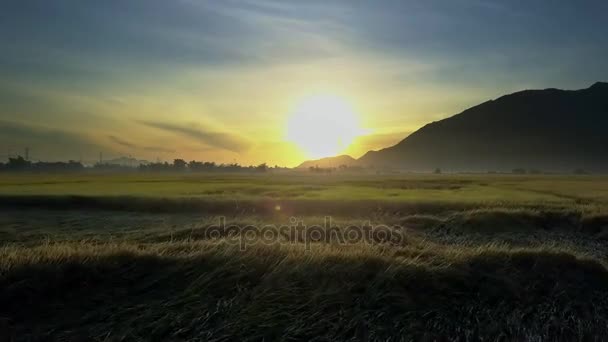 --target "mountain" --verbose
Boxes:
[356,82,608,172]
[297,155,357,169]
